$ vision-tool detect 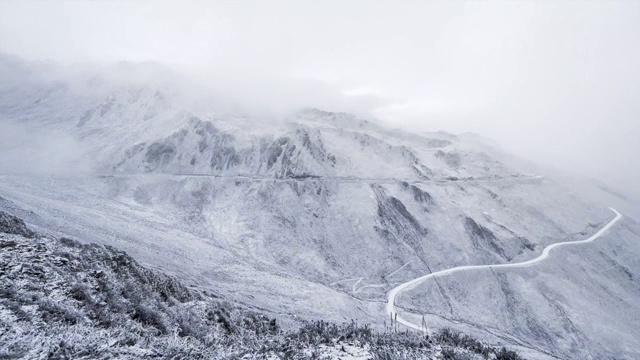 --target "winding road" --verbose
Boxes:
[385,207,623,332]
